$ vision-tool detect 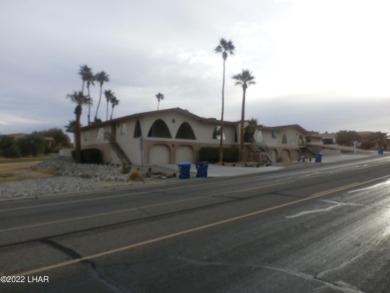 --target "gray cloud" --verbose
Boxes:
[1,0,390,136]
